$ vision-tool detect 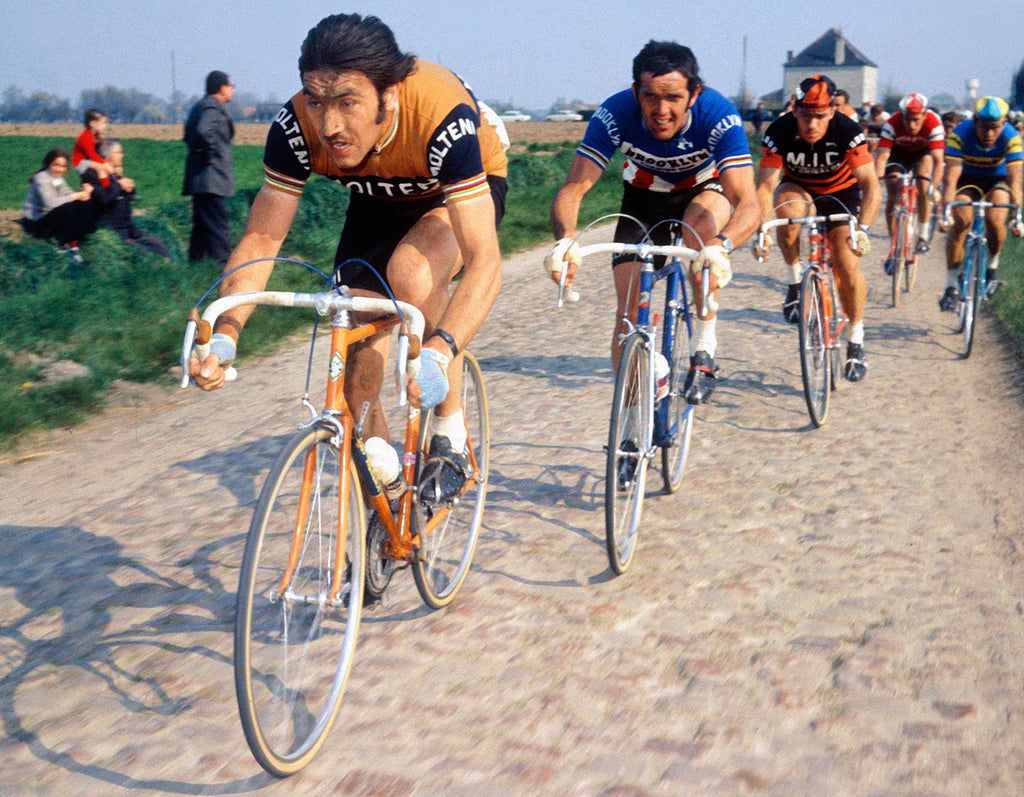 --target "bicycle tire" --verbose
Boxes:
[412,351,489,609]
[660,305,694,494]
[799,268,831,427]
[605,332,650,574]
[962,244,983,358]
[892,211,906,308]
[905,187,919,294]
[235,425,365,777]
